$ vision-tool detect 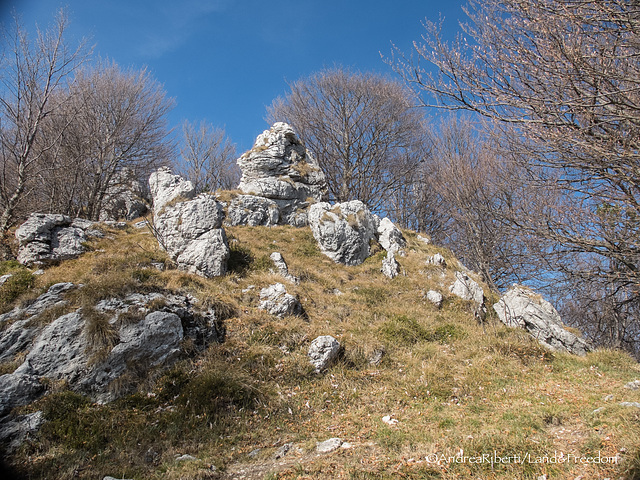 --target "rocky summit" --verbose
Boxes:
[1,124,638,480]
